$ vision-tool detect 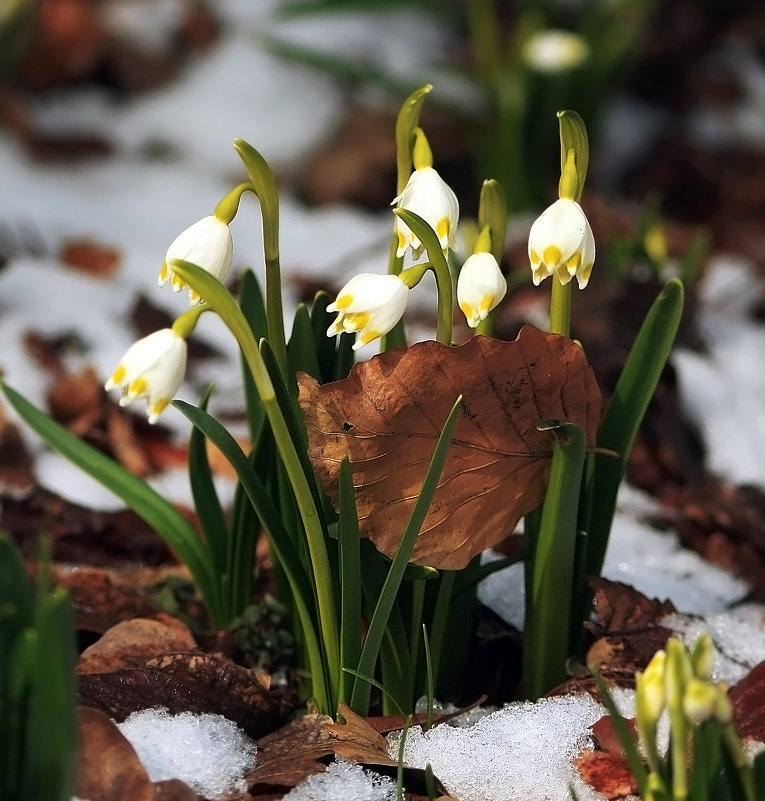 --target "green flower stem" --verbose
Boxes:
[382,85,432,352]
[171,304,208,339]
[721,723,756,801]
[394,208,453,345]
[170,259,340,702]
[213,182,255,225]
[234,139,288,375]
[395,84,432,195]
[524,422,585,699]
[549,278,572,338]
[666,640,689,801]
